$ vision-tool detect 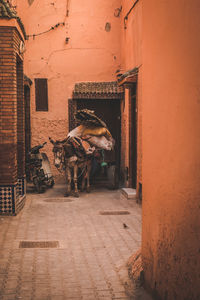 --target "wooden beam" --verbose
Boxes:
[118,74,137,86]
